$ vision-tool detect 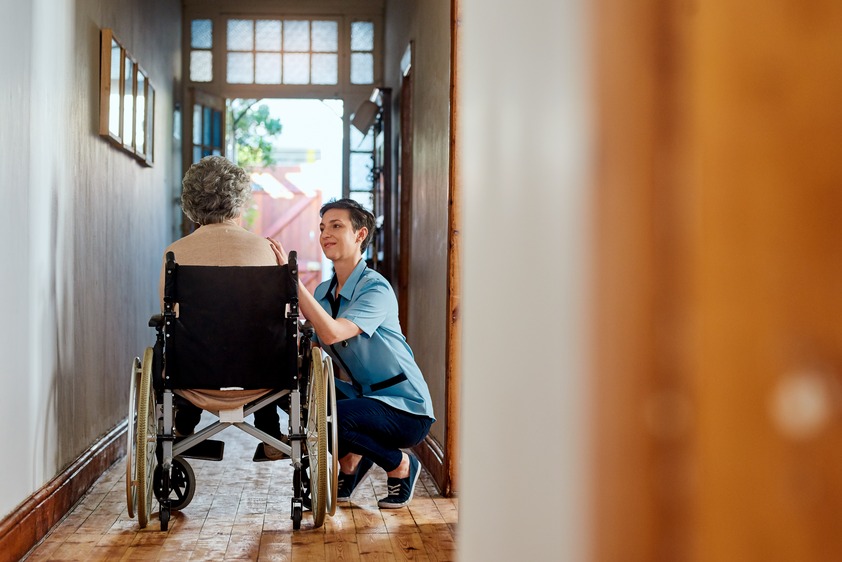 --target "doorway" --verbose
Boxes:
[229,98,344,290]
